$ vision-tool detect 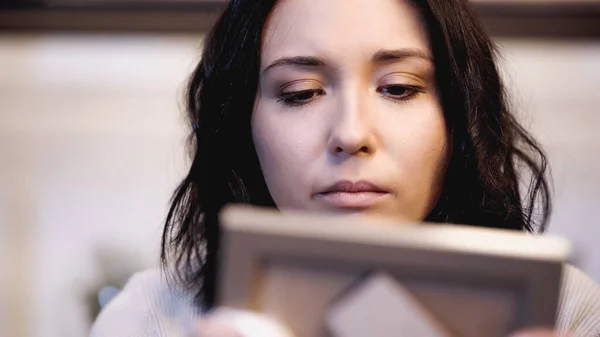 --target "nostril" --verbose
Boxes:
[334,145,371,155]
